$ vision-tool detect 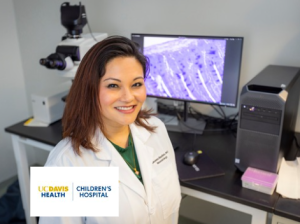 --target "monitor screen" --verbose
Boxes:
[131,33,243,107]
